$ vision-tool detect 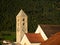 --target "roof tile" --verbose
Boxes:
[26,33,44,43]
